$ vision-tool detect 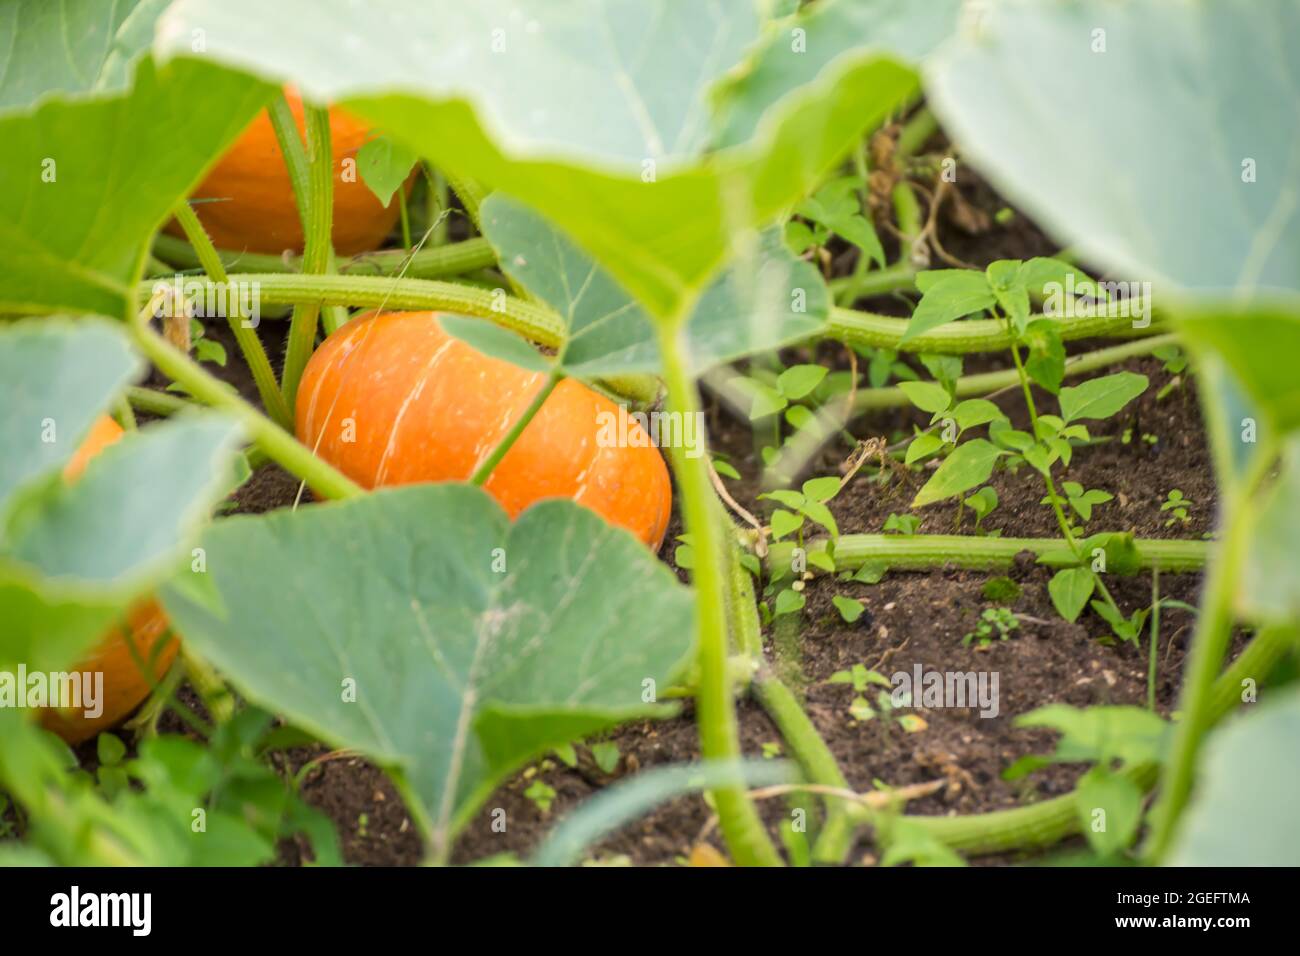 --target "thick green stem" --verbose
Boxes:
[829,262,917,304]
[125,385,192,417]
[430,168,450,245]
[112,395,137,430]
[829,305,1164,355]
[281,106,334,409]
[149,273,663,406]
[853,334,1178,415]
[1148,568,1160,711]
[267,93,311,217]
[1009,339,1124,621]
[152,233,497,280]
[171,201,294,429]
[196,273,565,347]
[723,521,765,665]
[656,321,782,867]
[752,669,866,864]
[896,106,938,159]
[398,188,412,250]
[1144,443,1277,861]
[892,183,922,248]
[130,317,362,501]
[443,168,486,230]
[910,624,1295,855]
[769,533,1207,576]
[470,369,562,486]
